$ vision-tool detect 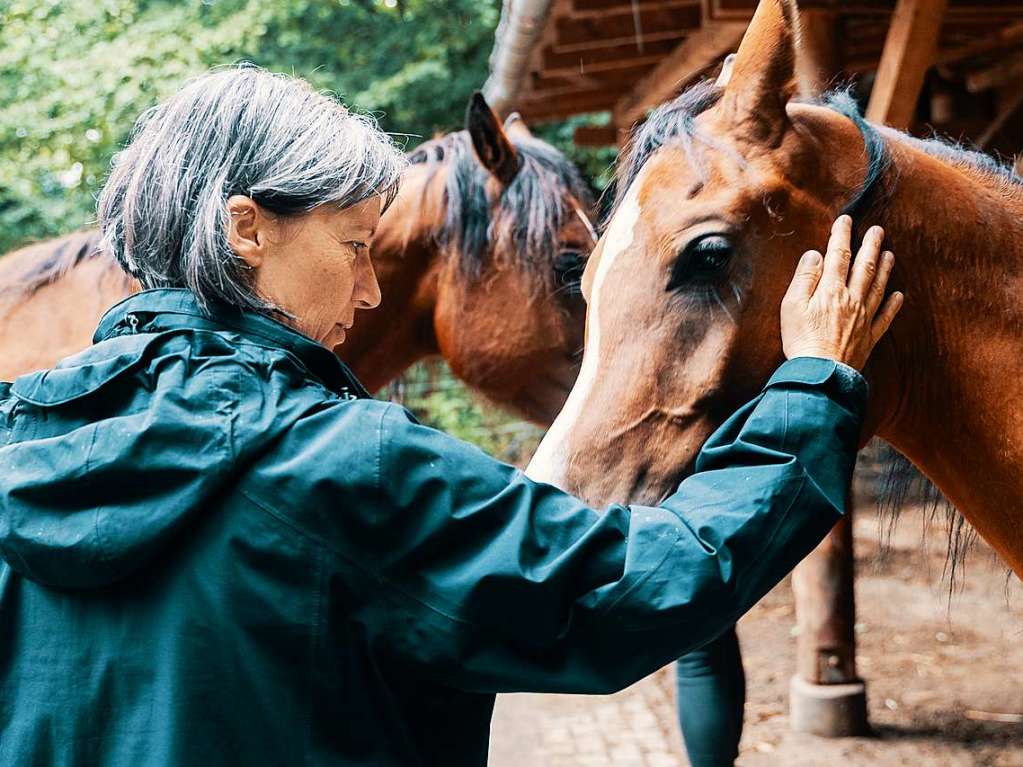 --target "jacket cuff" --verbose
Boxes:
[764,357,868,414]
